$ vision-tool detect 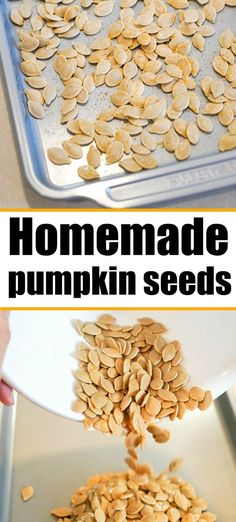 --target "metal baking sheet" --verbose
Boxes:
[1,0,236,207]
[0,395,236,522]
